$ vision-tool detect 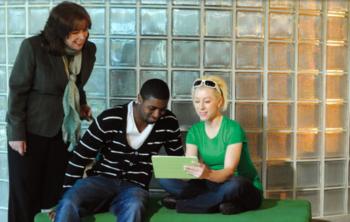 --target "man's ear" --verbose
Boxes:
[137,94,143,104]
